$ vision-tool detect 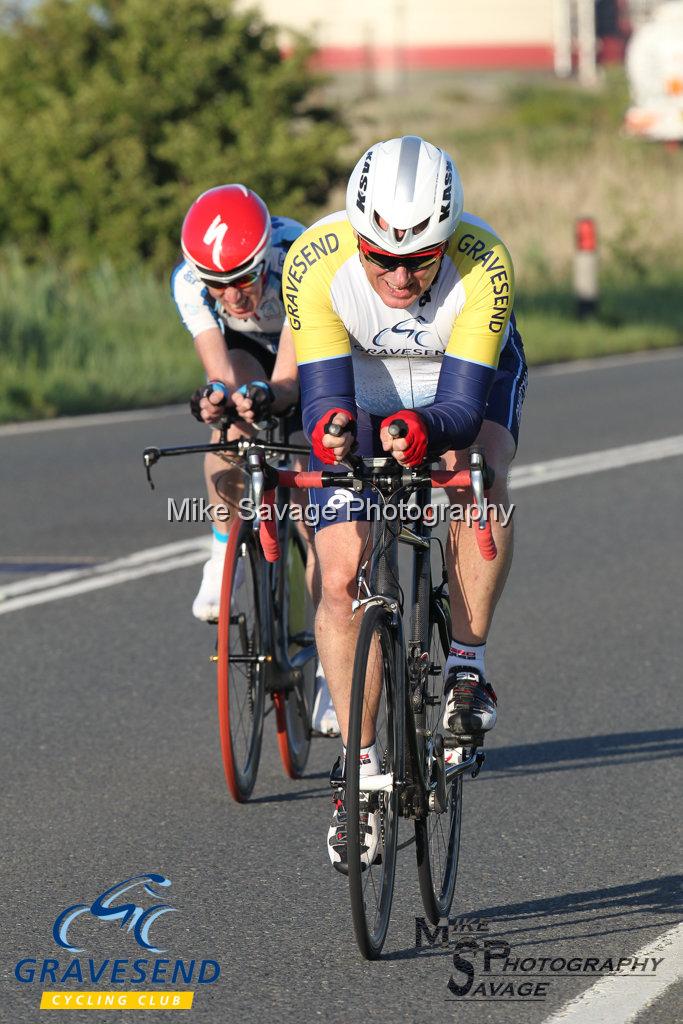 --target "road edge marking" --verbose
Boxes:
[539,922,683,1024]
